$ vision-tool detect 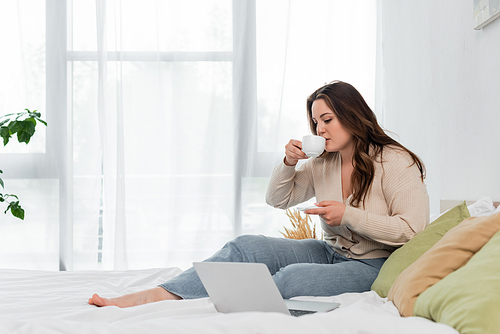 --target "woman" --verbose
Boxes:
[89,81,429,308]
